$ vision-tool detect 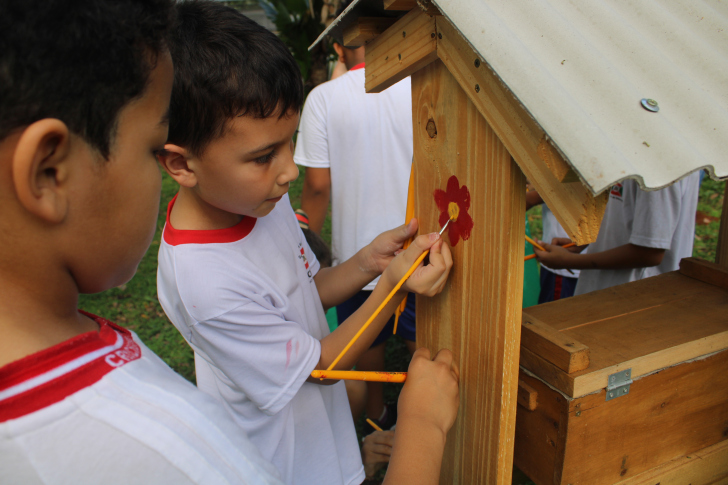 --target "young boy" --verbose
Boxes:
[535,174,700,295]
[0,1,283,482]
[156,2,454,483]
